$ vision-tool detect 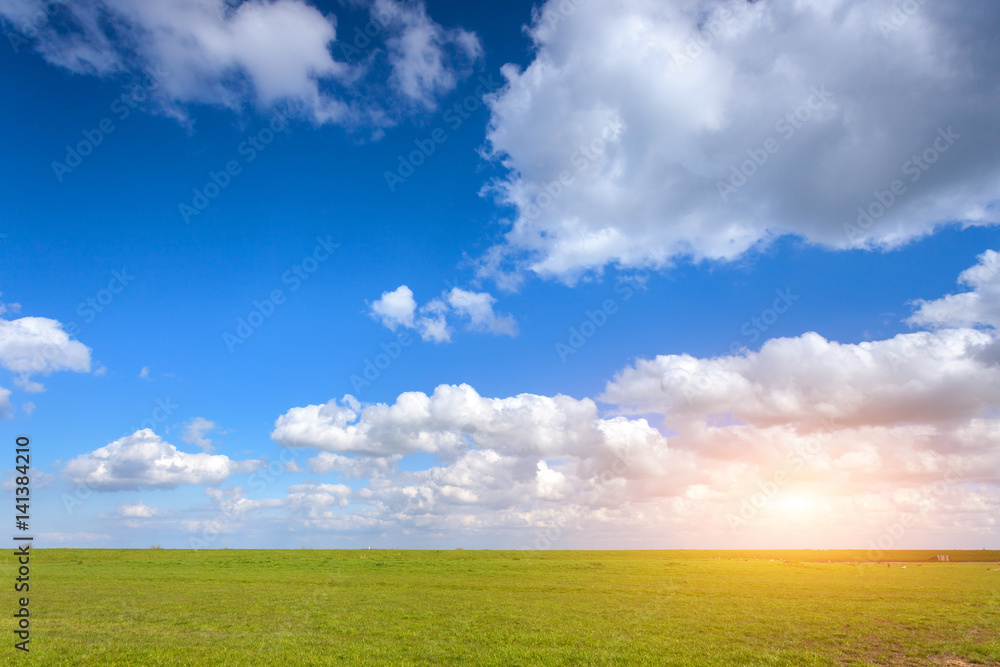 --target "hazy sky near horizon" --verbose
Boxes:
[1,0,999,550]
